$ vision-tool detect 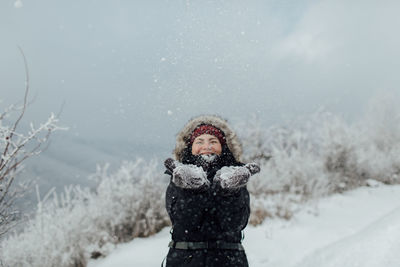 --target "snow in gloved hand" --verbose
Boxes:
[214,163,260,189]
[173,163,210,189]
[164,158,210,189]
[214,166,251,189]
